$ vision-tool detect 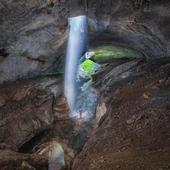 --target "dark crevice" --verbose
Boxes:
[18,130,52,153]
[25,56,46,65]
[48,2,55,8]
[0,48,9,58]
